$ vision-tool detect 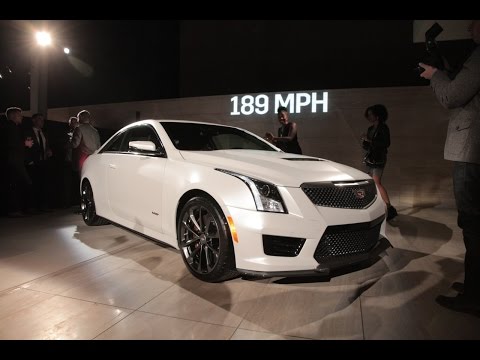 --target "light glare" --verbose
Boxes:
[36,31,52,46]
